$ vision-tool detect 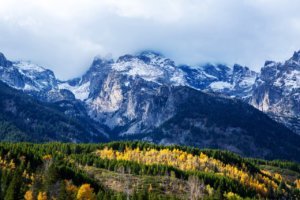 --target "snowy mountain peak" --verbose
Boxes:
[14,61,47,73]
[233,64,248,72]
[0,52,6,63]
[264,60,277,68]
[251,51,300,134]
[285,50,300,66]
[0,53,63,101]
[117,54,134,63]
[137,50,163,58]
[291,50,300,61]
[0,52,12,67]
[91,56,113,69]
